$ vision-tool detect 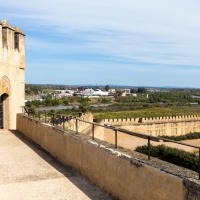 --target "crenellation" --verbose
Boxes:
[105,114,200,128]
[154,117,158,122]
[1,20,25,56]
[1,20,15,49]
[14,26,25,52]
[103,114,200,136]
